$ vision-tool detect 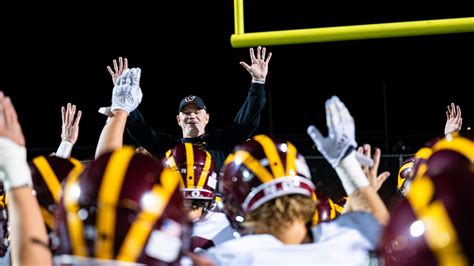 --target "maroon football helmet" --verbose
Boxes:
[165,143,218,201]
[397,136,442,196]
[220,134,315,232]
[397,157,415,196]
[312,191,346,225]
[0,182,8,257]
[29,155,83,232]
[379,132,474,265]
[54,146,190,265]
